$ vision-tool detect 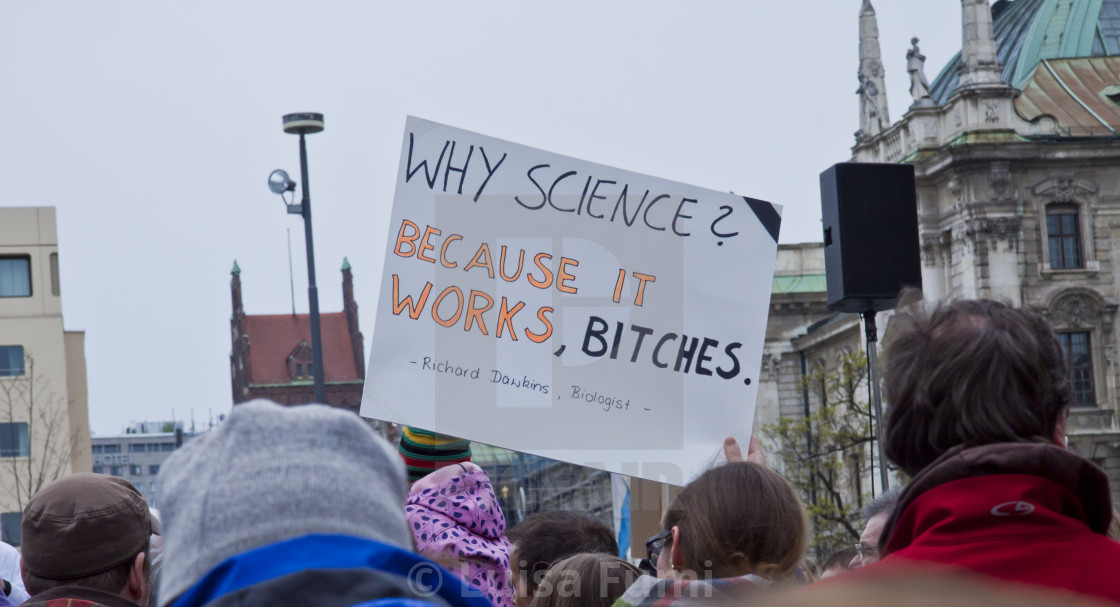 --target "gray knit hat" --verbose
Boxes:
[156,400,411,606]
